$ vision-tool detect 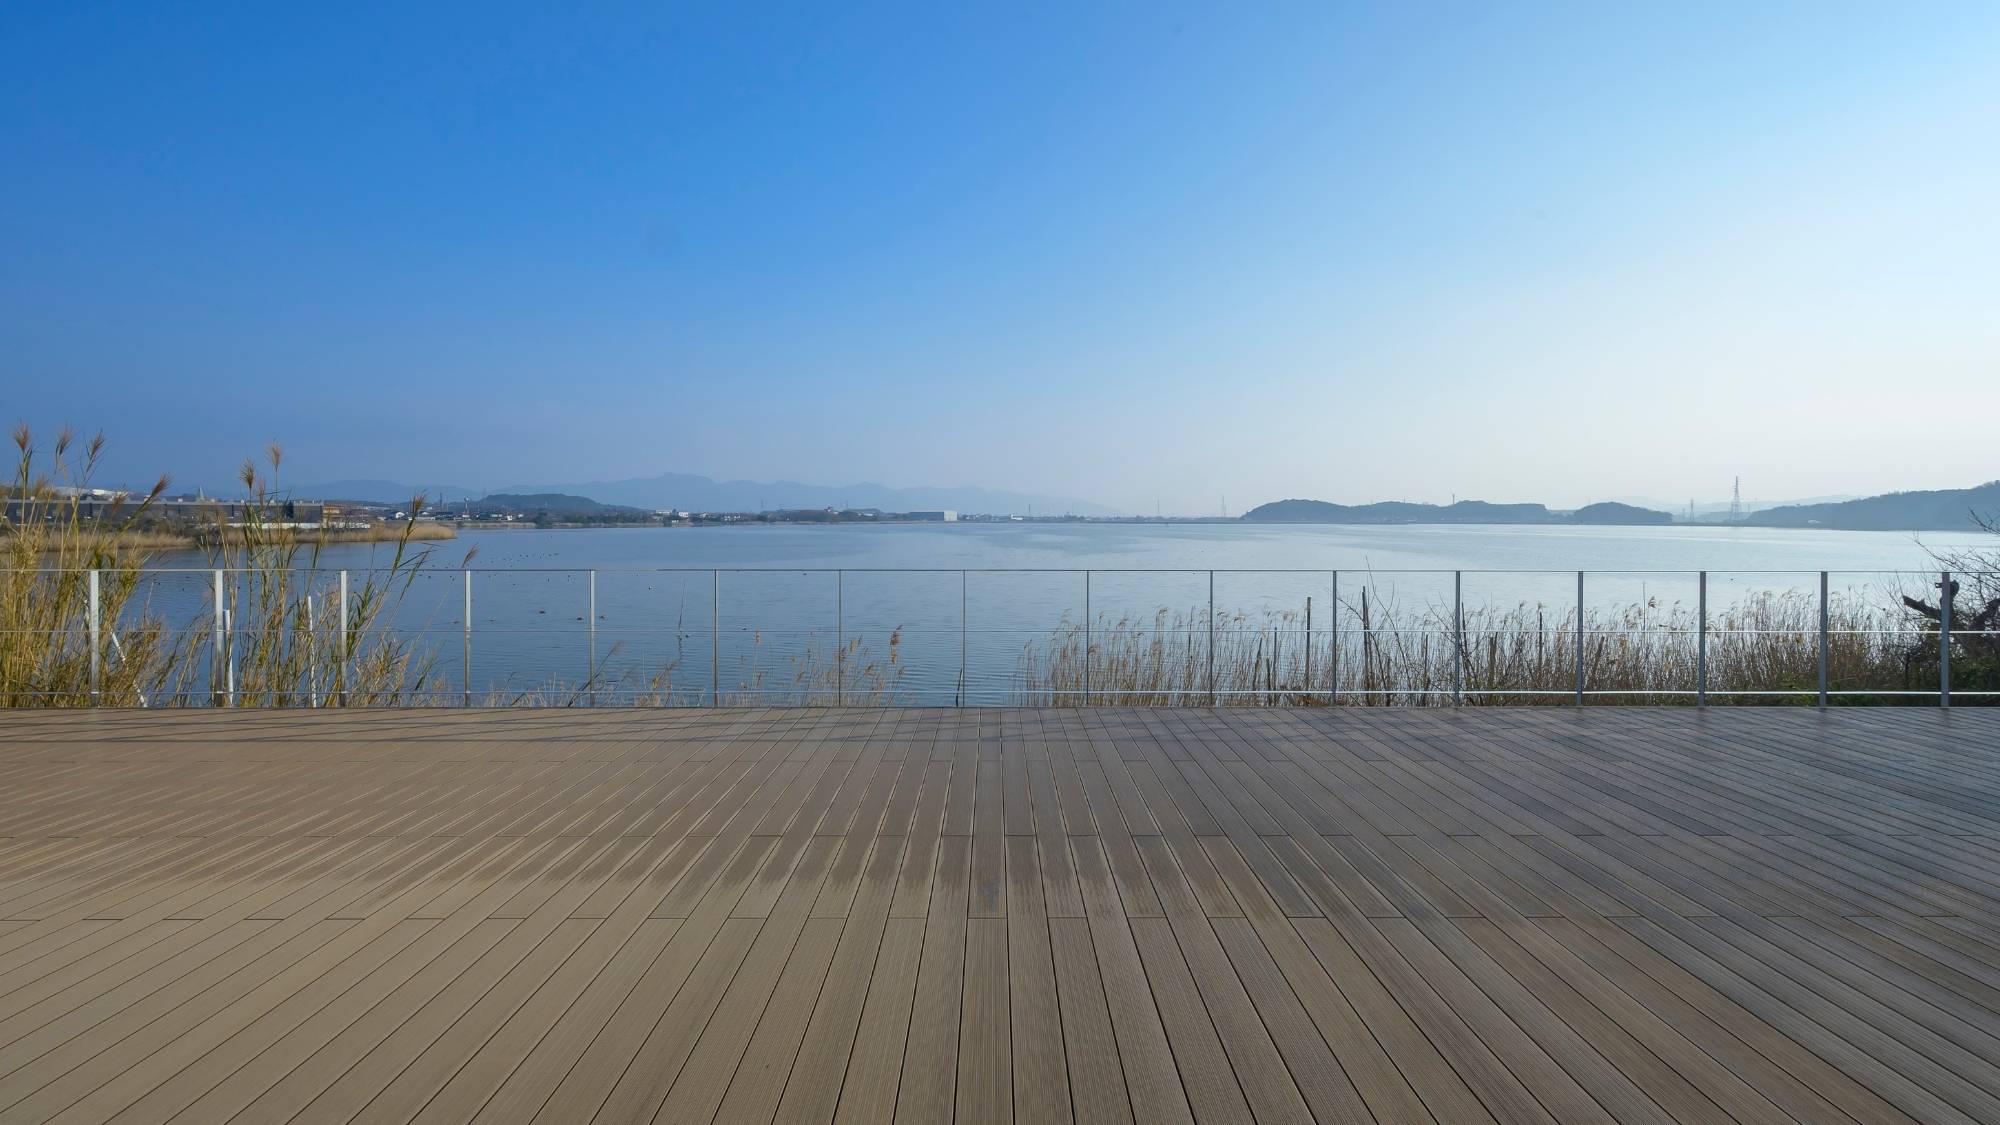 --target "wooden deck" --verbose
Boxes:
[2,709,1999,1125]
